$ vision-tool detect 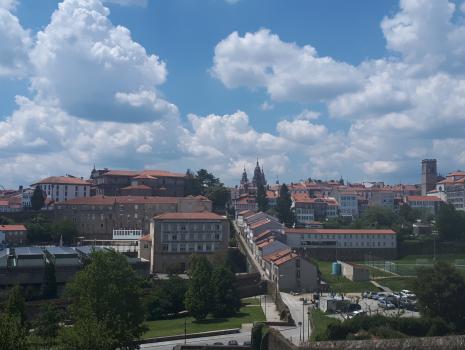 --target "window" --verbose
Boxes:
[215,233,220,240]
[162,244,168,251]
[172,234,177,241]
